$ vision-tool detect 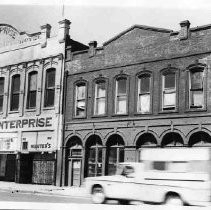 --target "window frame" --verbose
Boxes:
[26,71,38,110]
[44,68,56,108]
[114,75,129,115]
[136,72,152,114]
[160,68,179,113]
[106,144,125,175]
[162,72,176,110]
[186,64,207,112]
[74,80,88,118]
[10,74,21,112]
[93,78,108,117]
[0,77,5,113]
